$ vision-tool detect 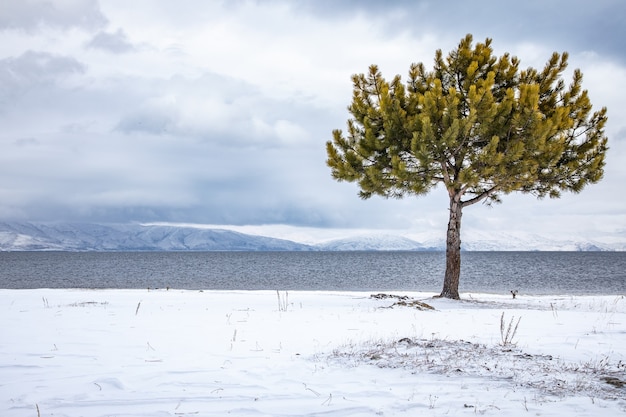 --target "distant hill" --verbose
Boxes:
[316,232,625,252]
[0,222,313,251]
[0,222,623,251]
[316,234,439,251]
